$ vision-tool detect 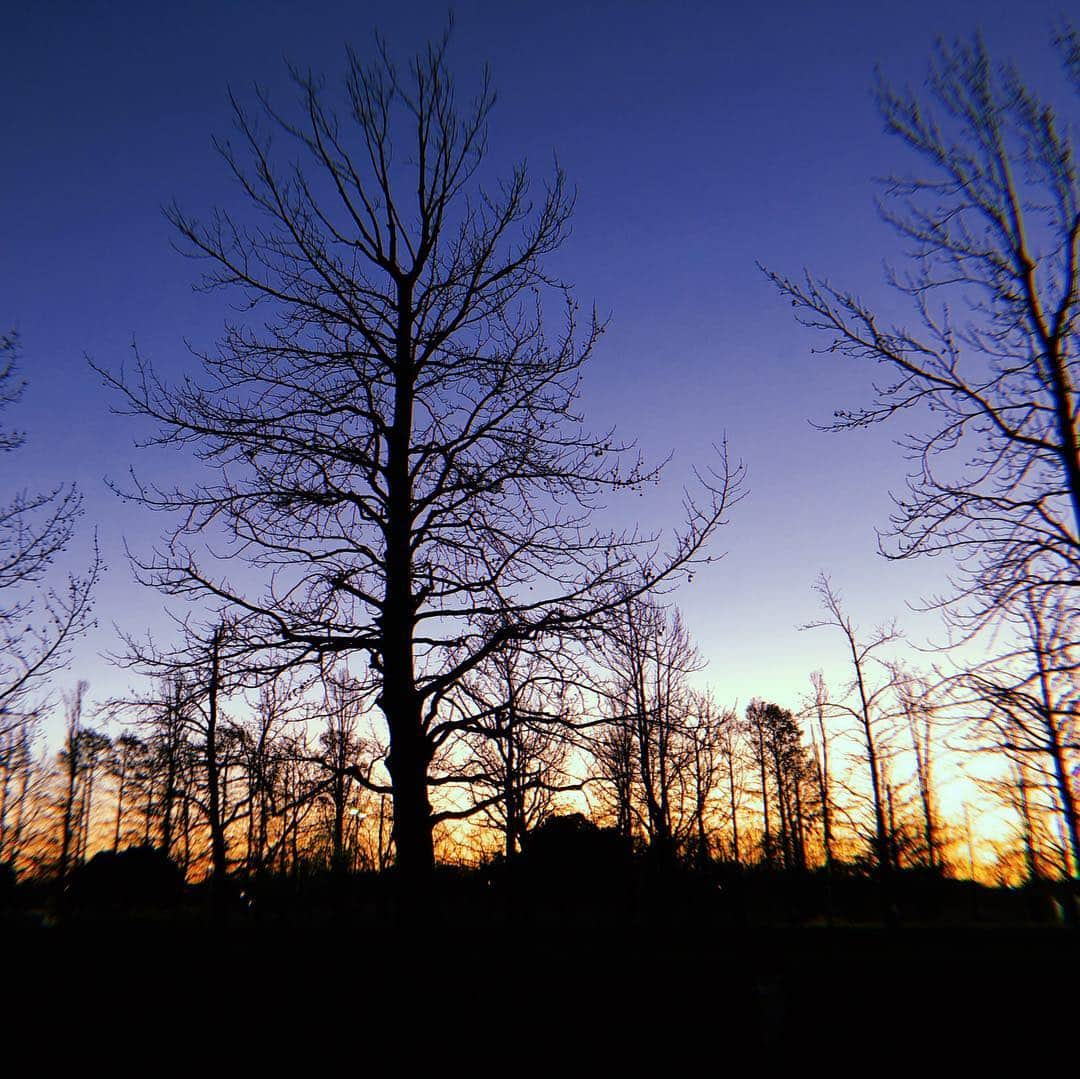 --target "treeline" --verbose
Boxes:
[2,27,1079,927]
[2,586,1076,920]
